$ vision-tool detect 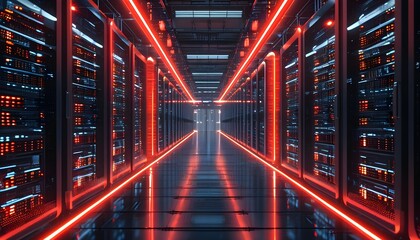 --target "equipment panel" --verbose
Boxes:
[0,0,57,232]
[112,29,130,175]
[303,4,337,192]
[281,35,300,172]
[346,0,396,222]
[71,1,105,193]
